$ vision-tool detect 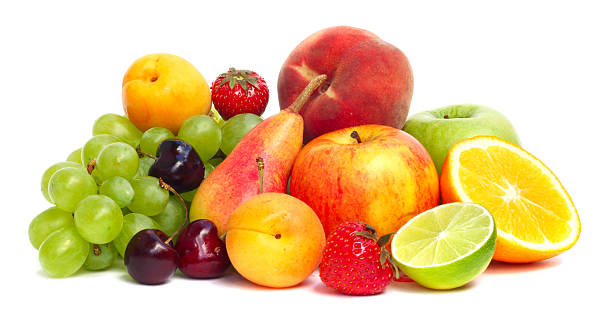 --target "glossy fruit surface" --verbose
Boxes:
[99,176,134,208]
[140,127,175,155]
[113,213,161,257]
[319,221,395,295]
[175,219,229,279]
[152,196,186,238]
[124,229,178,285]
[74,195,123,244]
[92,113,143,148]
[66,148,83,164]
[212,68,269,120]
[84,243,116,271]
[28,207,74,249]
[149,139,205,193]
[220,113,263,156]
[39,227,90,278]
[128,176,169,216]
[48,167,98,212]
[81,134,122,166]
[95,142,139,181]
[177,115,222,162]
[41,162,83,203]
[440,136,580,262]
